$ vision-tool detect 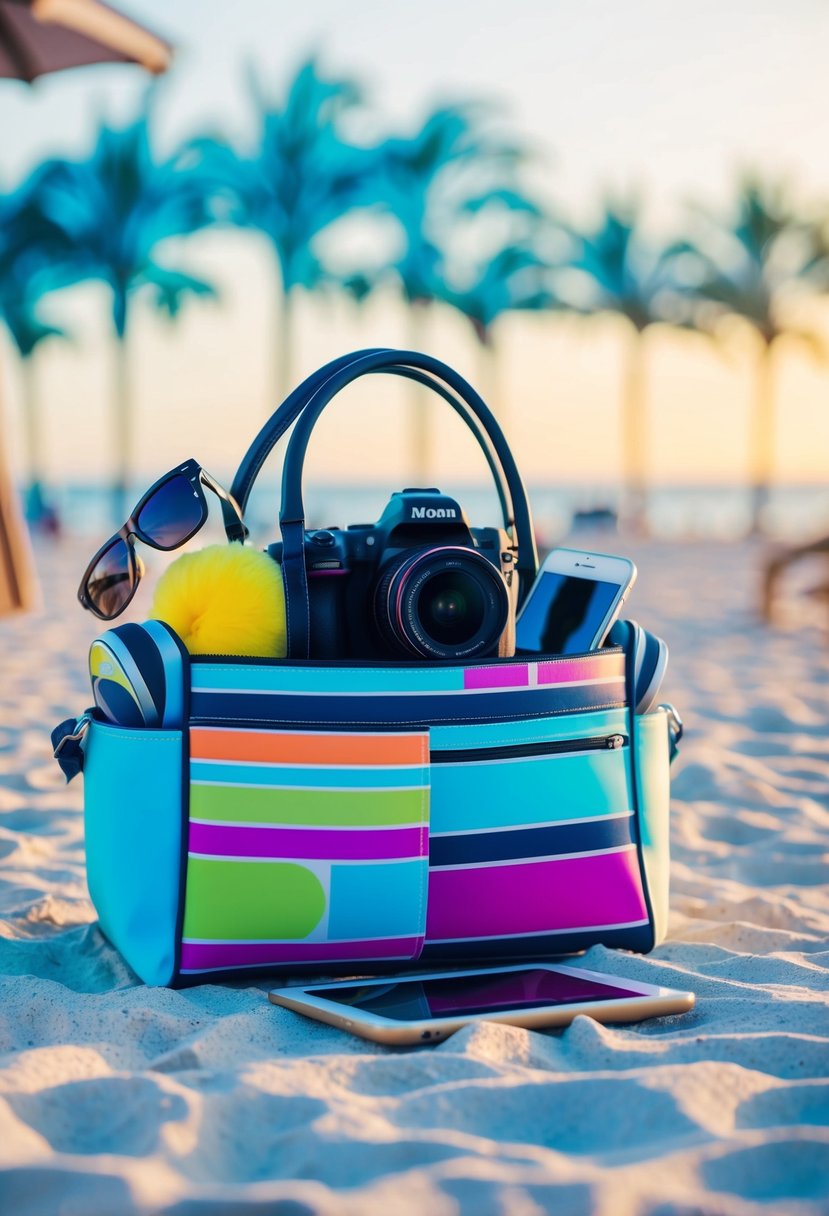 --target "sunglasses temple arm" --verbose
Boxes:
[202,471,248,543]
